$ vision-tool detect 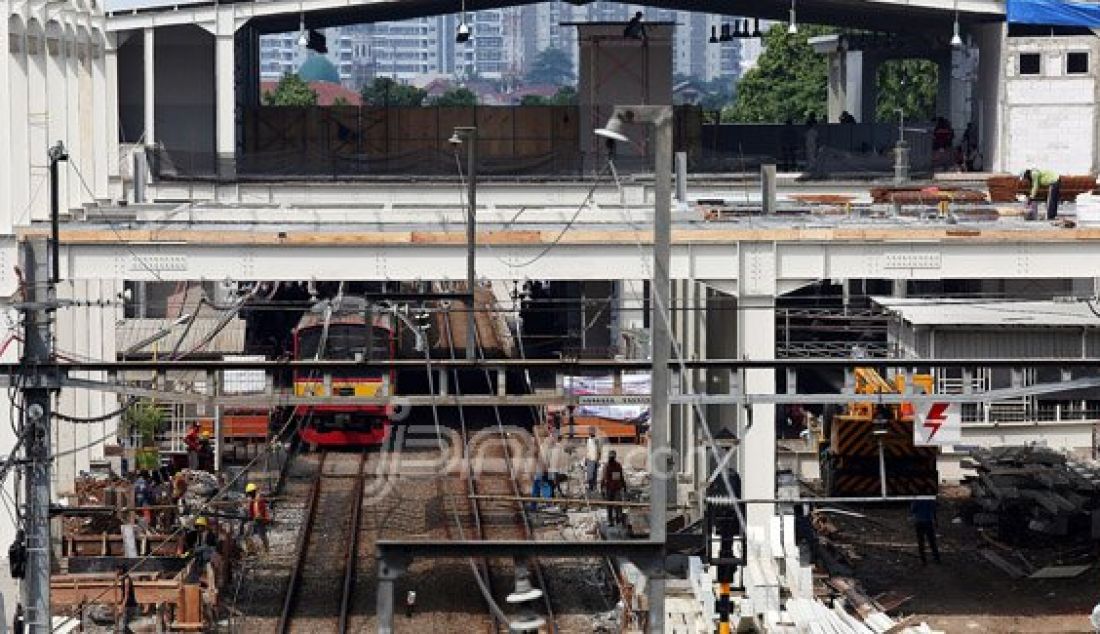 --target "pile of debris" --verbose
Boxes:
[963,445,1100,541]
